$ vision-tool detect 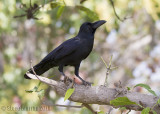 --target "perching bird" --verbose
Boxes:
[24,20,106,85]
